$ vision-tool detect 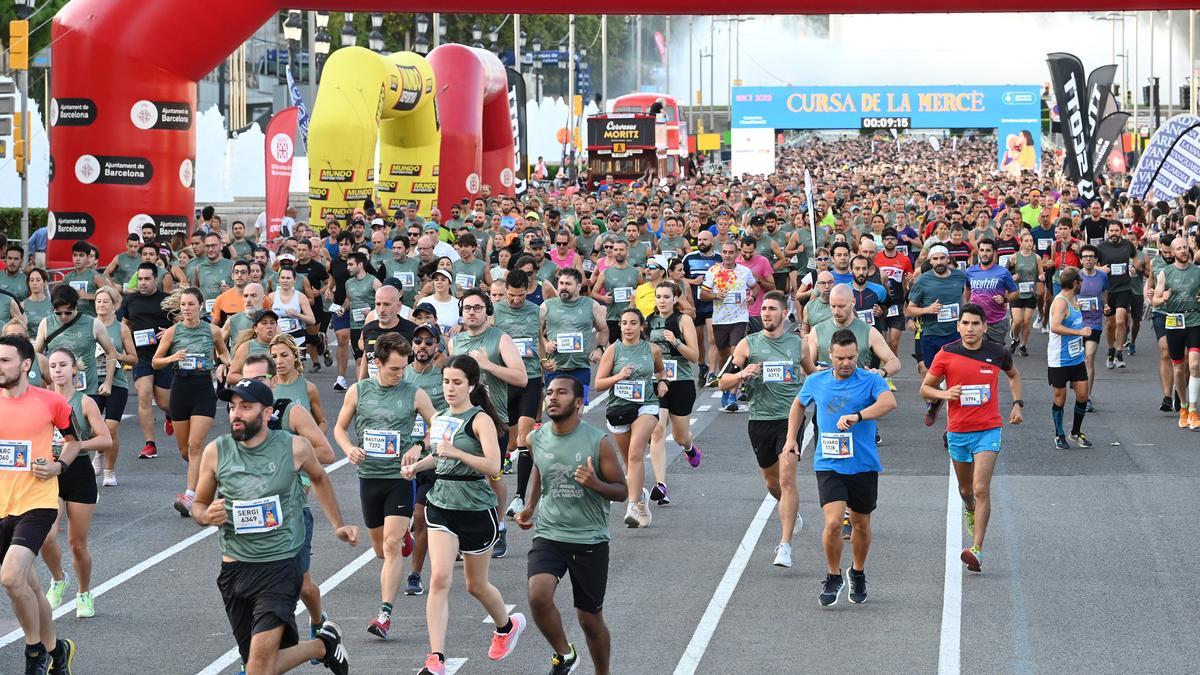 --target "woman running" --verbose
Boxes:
[151,287,230,517]
[270,333,327,433]
[594,307,668,528]
[268,266,316,348]
[22,268,53,330]
[402,354,527,675]
[1008,231,1042,356]
[41,347,113,619]
[226,309,278,385]
[93,287,137,486]
[647,282,704,505]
